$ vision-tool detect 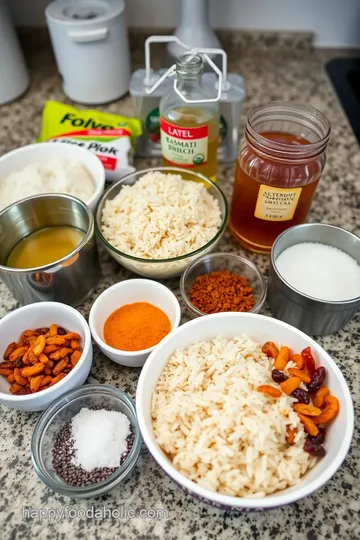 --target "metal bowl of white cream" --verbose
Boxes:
[268,223,360,335]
